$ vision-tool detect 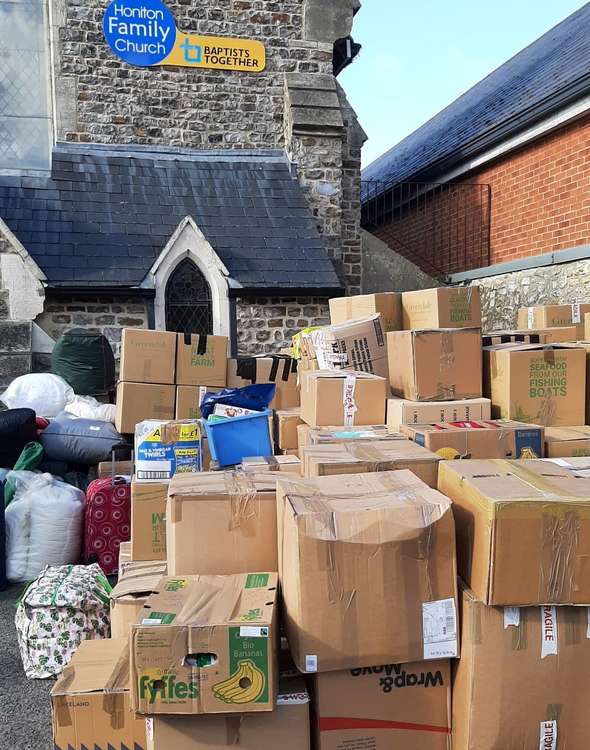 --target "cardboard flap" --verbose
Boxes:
[52,638,130,696]
[169,470,276,499]
[111,564,167,599]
